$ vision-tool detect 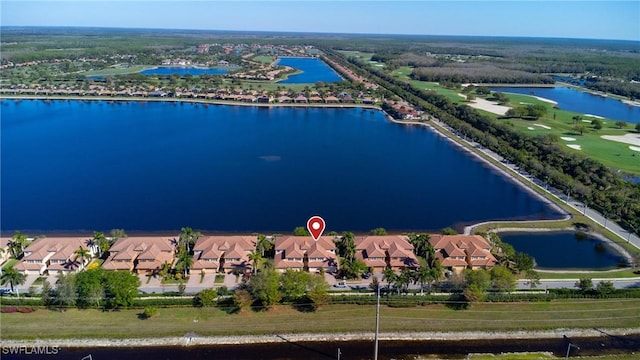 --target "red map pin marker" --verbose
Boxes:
[307,216,326,241]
